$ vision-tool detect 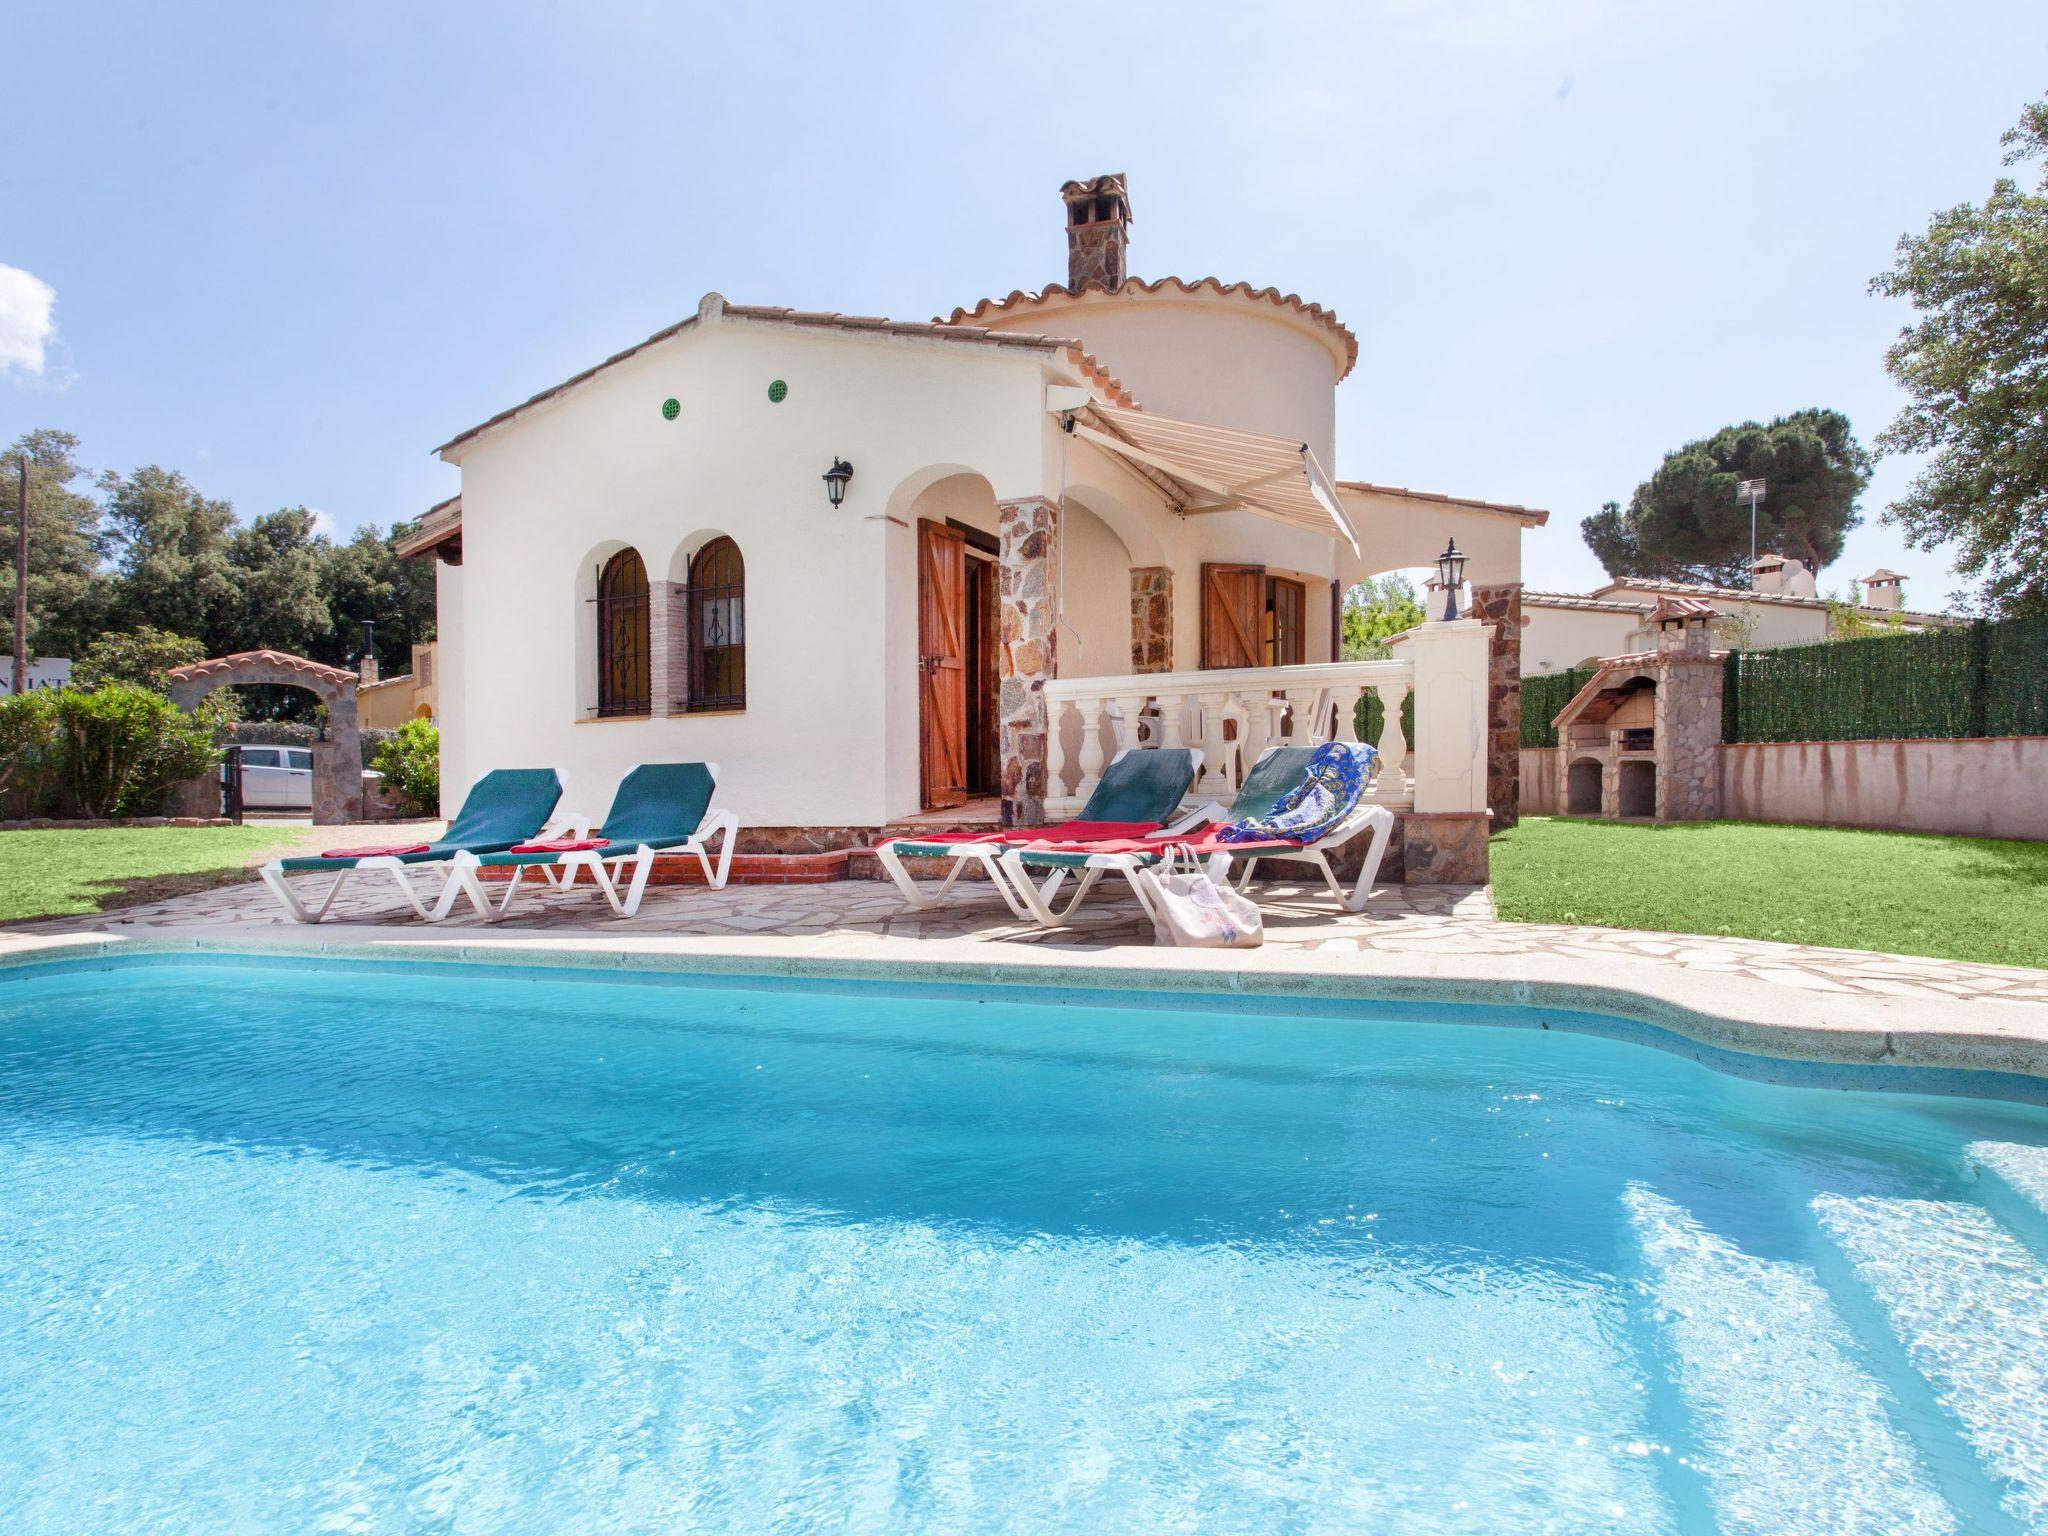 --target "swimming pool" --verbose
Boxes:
[1,952,2045,1534]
